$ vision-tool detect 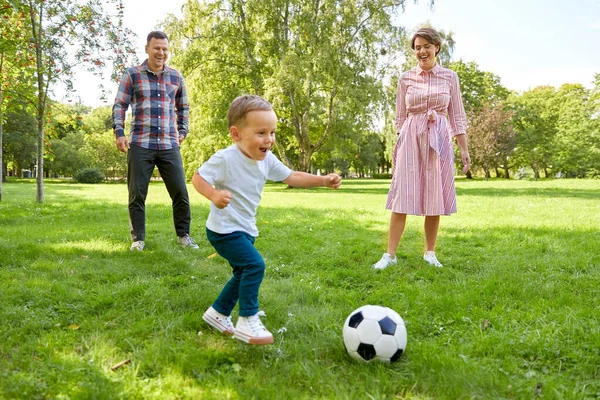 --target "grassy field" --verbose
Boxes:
[0,178,598,399]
